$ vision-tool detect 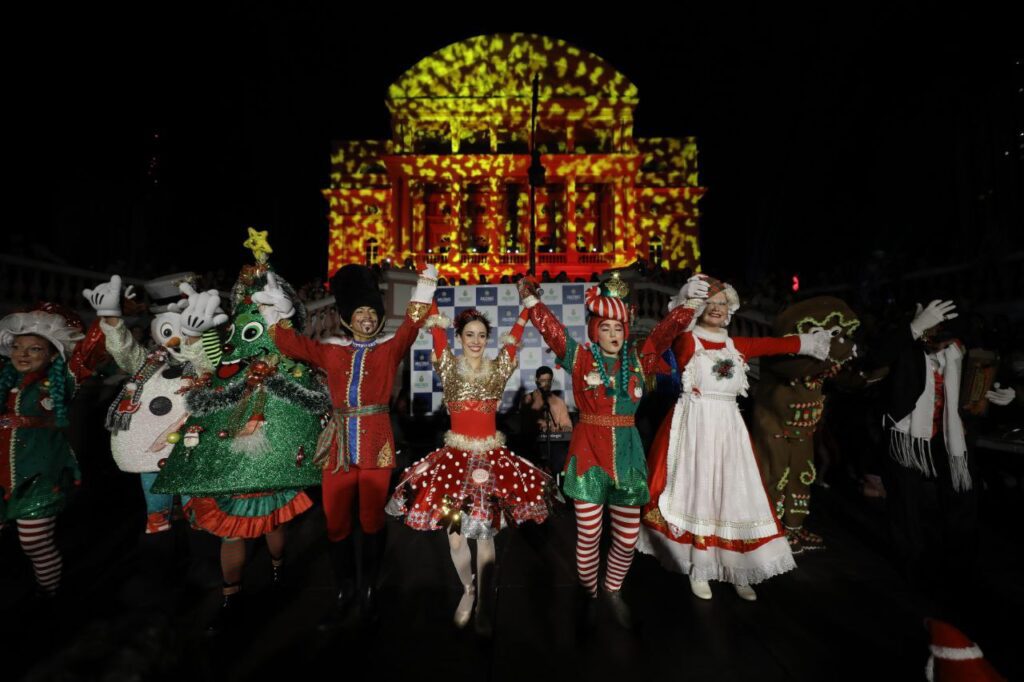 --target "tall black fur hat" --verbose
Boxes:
[330,264,385,336]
